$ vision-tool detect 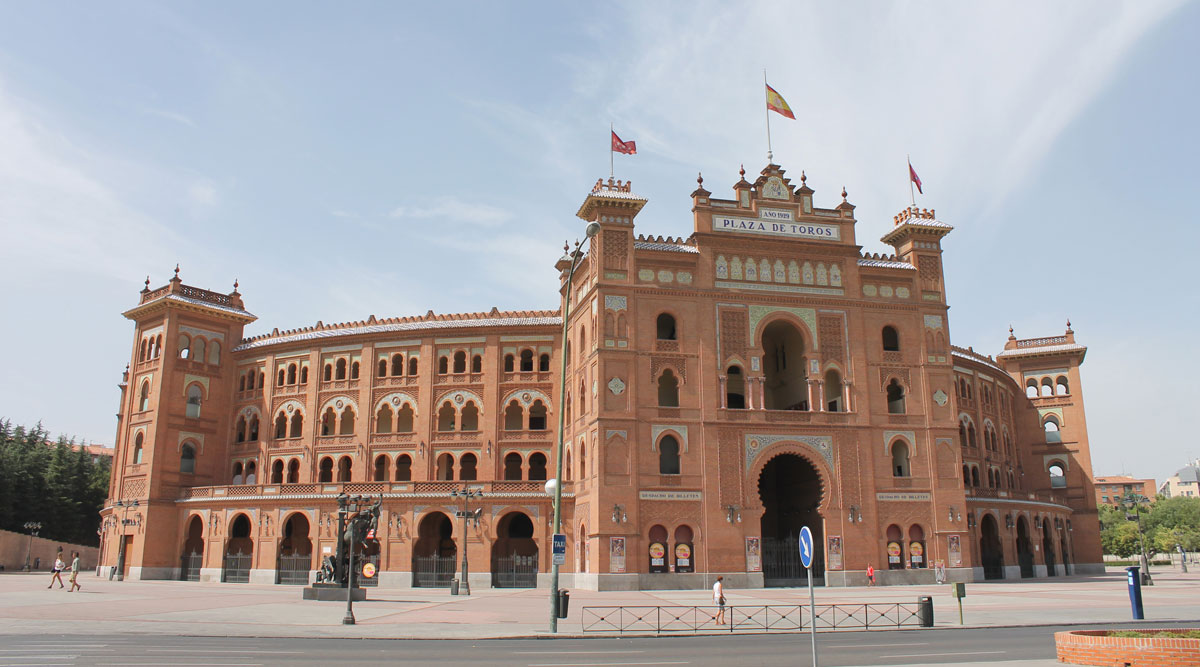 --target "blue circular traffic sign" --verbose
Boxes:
[798,526,814,569]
